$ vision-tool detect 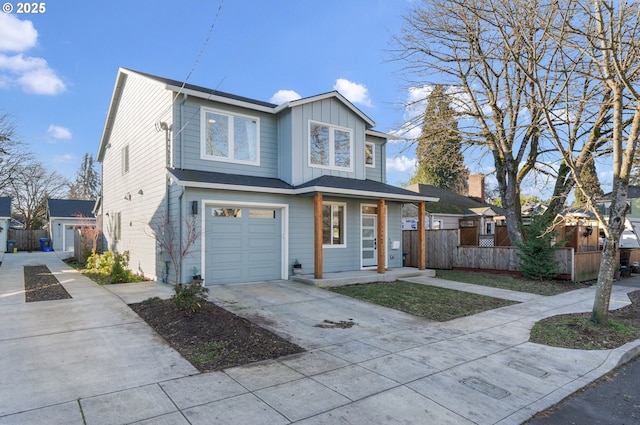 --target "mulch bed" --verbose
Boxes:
[129,299,304,372]
[24,265,72,302]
